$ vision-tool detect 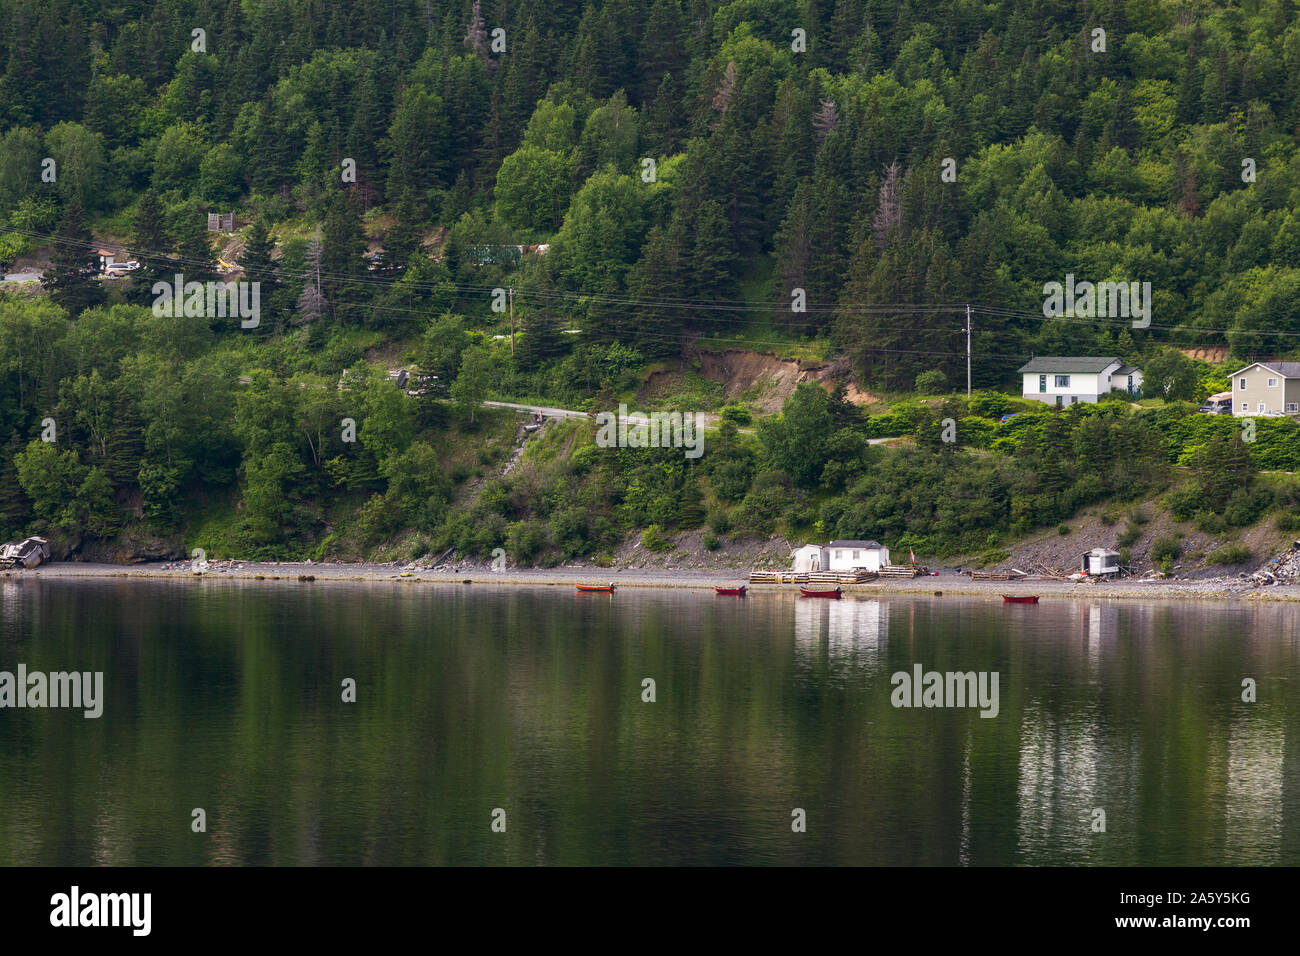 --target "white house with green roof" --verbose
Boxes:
[1018,356,1142,406]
